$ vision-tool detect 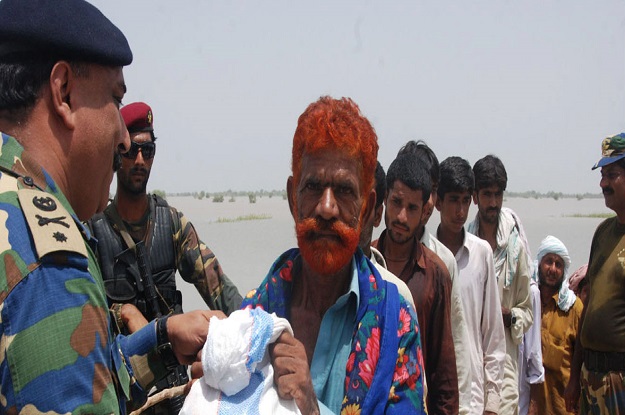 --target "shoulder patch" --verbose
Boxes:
[17,188,88,258]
